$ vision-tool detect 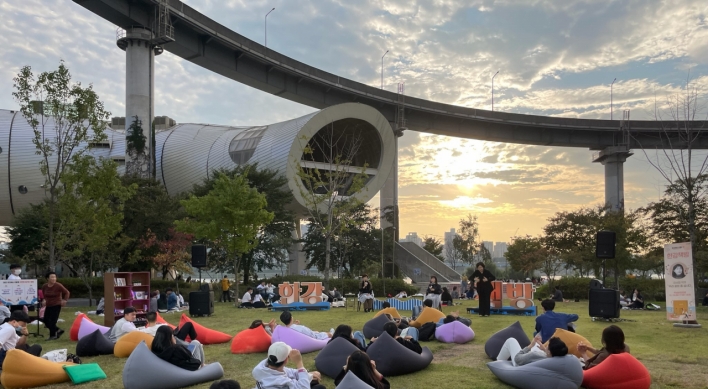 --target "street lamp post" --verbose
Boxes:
[381,226,385,295]
[492,70,500,111]
[381,50,389,90]
[611,78,617,120]
[391,226,396,280]
[265,8,275,48]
